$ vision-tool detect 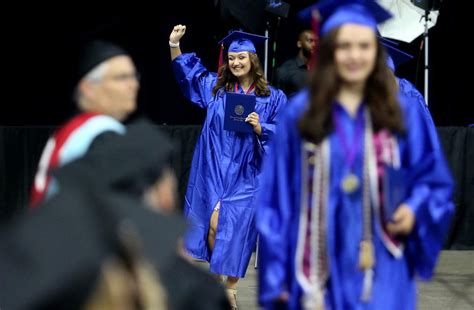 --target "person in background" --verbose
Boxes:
[383,43,437,135]
[381,39,440,150]
[274,29,317,98]
[384,50,439,144]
